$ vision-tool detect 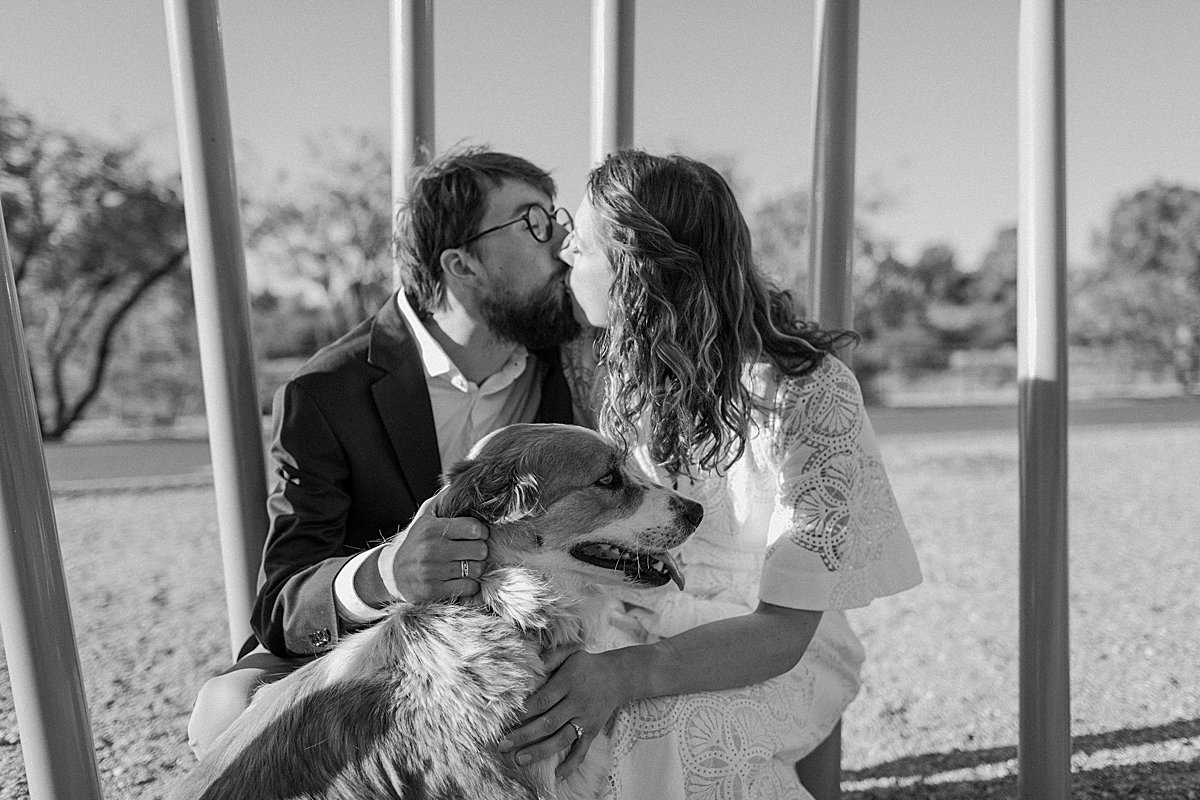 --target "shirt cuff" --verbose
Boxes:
[333,548,389,624]
[378,529,406,600]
